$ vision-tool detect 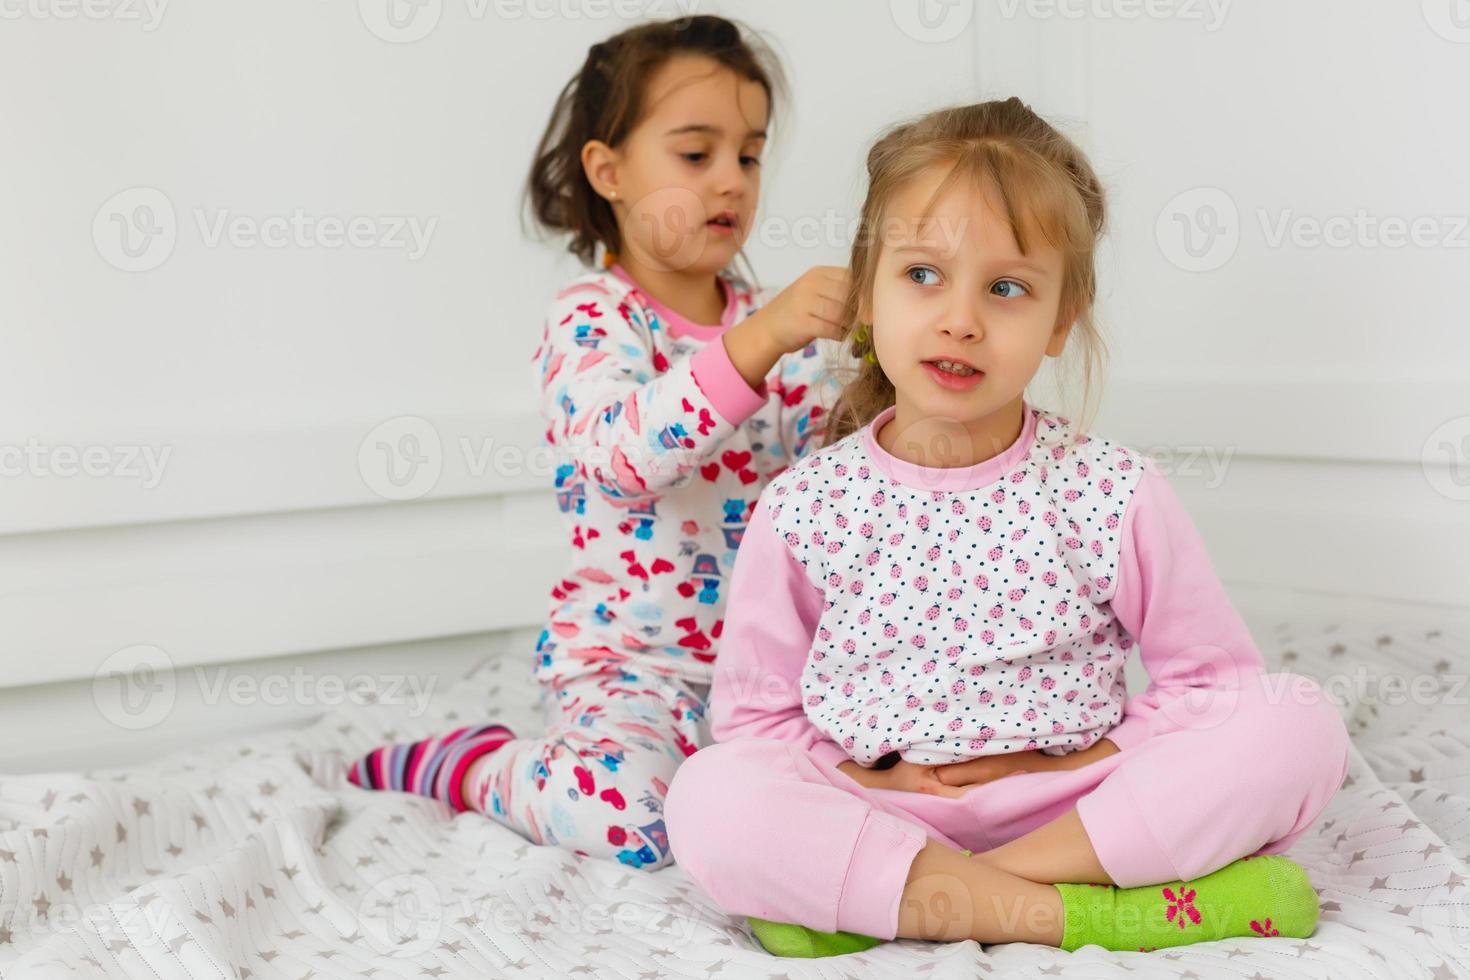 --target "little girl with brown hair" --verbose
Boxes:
[345,15,848,872]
